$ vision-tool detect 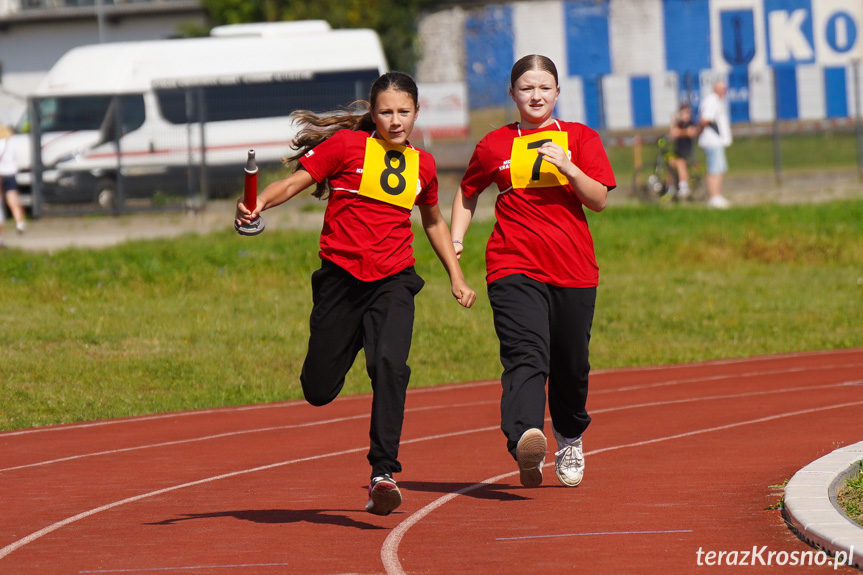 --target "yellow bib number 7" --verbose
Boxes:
[510,131,569,189]
[358,138,420,209]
